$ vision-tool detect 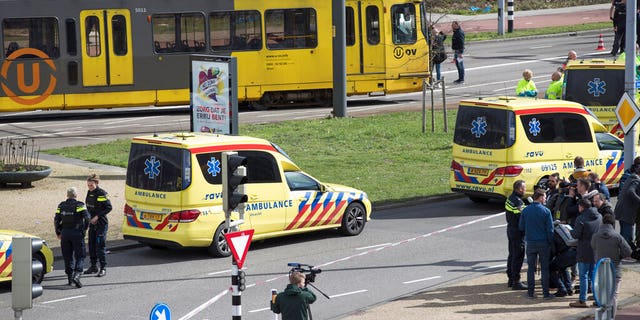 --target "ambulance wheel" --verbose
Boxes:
[468,196,489,203]
[340,202,366,236]
[208,223,232,257]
